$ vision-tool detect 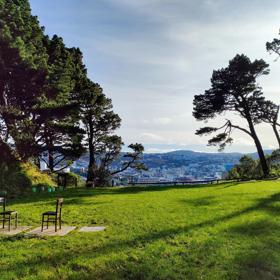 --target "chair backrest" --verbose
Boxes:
[56,198,63,216]
[0,197,6,211]
[0,191,7,211]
